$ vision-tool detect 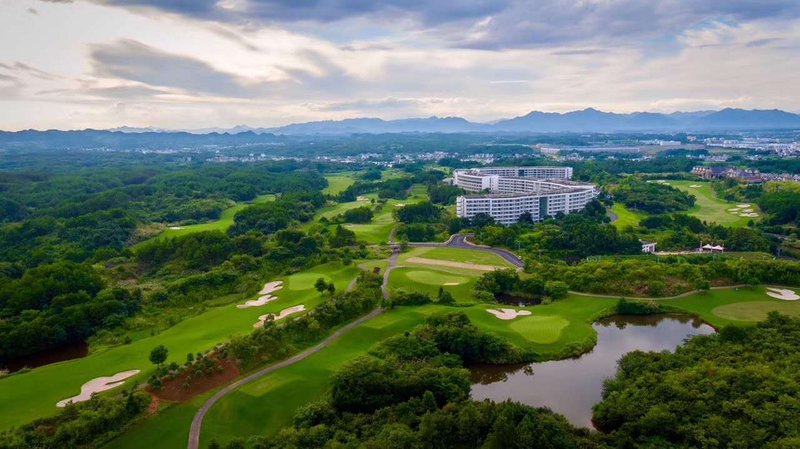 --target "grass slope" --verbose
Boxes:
[0,262,359,431]
[322,173,357,195]
[609,202,645,229]
[145,195,276,243]
[668,180,757,227]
